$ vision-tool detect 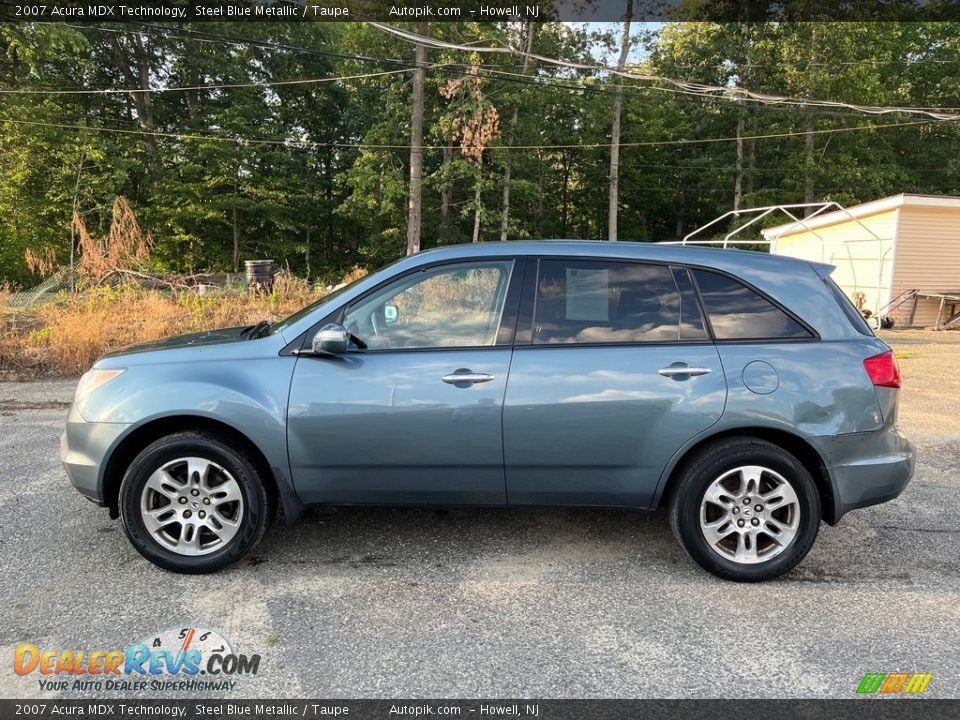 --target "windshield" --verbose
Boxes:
[269,256,408,336]
[268,281,357,337]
